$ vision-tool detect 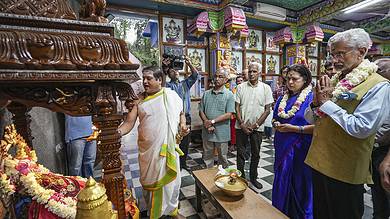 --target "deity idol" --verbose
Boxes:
[249,30,259,48]
[164,19,181,43]
[189,49,203,71]
[219,50,237,78]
